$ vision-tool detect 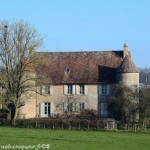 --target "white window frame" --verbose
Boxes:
[40,85,53,95]
[74,103,77,112]
[76,85,87,95]
[40,102,54,117]
[79,85,85,94]
[80,103,85,111]
[63,102,77,112]
[64,85,75,95]
[68,103,73,112]
[99,84,110,95]
[102,85,107,95]
[67,85,73,94]
[45,85,51,94]
[44,102,51,115]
